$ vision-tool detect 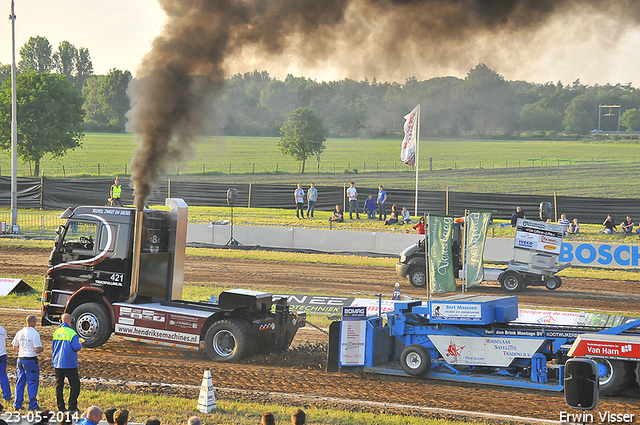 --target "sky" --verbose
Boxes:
[1,0,639,86]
